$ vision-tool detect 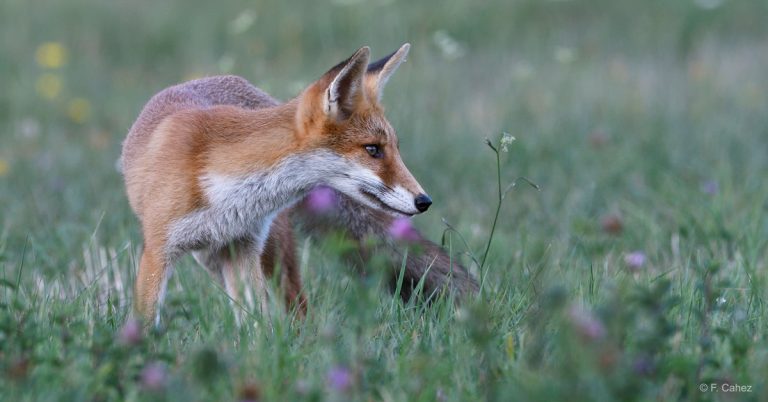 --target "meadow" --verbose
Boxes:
[2,0,768,401]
